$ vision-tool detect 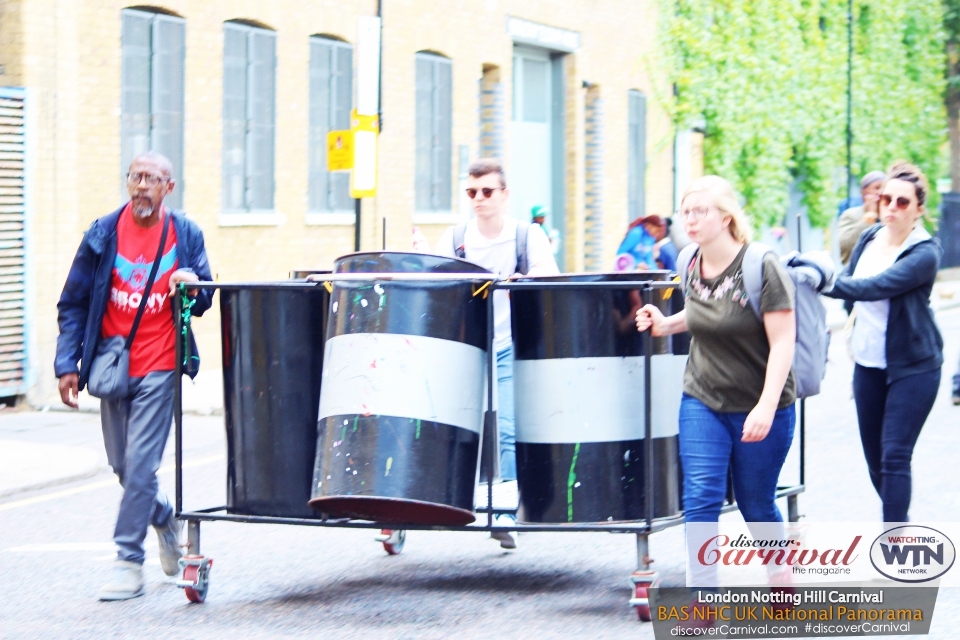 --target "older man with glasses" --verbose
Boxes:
[55,151,214,600]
